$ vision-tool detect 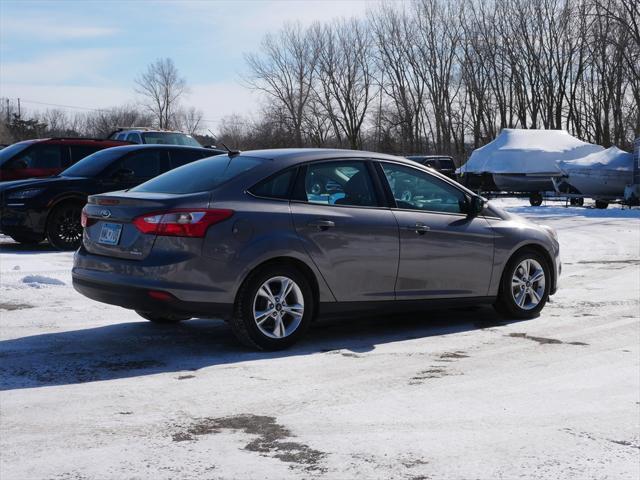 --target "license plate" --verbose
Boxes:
[98,222,123,245]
